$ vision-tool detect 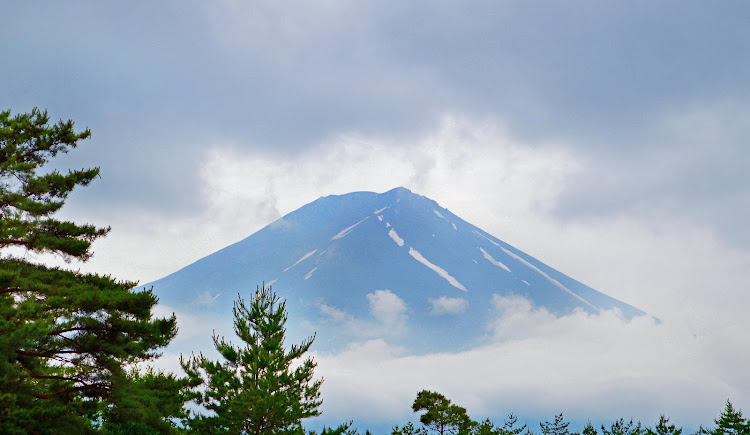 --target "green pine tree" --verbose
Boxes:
[473,419,502,435]
[0,108,179,433]
[644,415,681,435]
[698,401,749,435]
[582,422,598,435]
[182,285,323,434]
[540,414,571,435]
[601,418,642,435]
[411,390,477,435]
[498,414,528,435]
[393,422,429,435]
